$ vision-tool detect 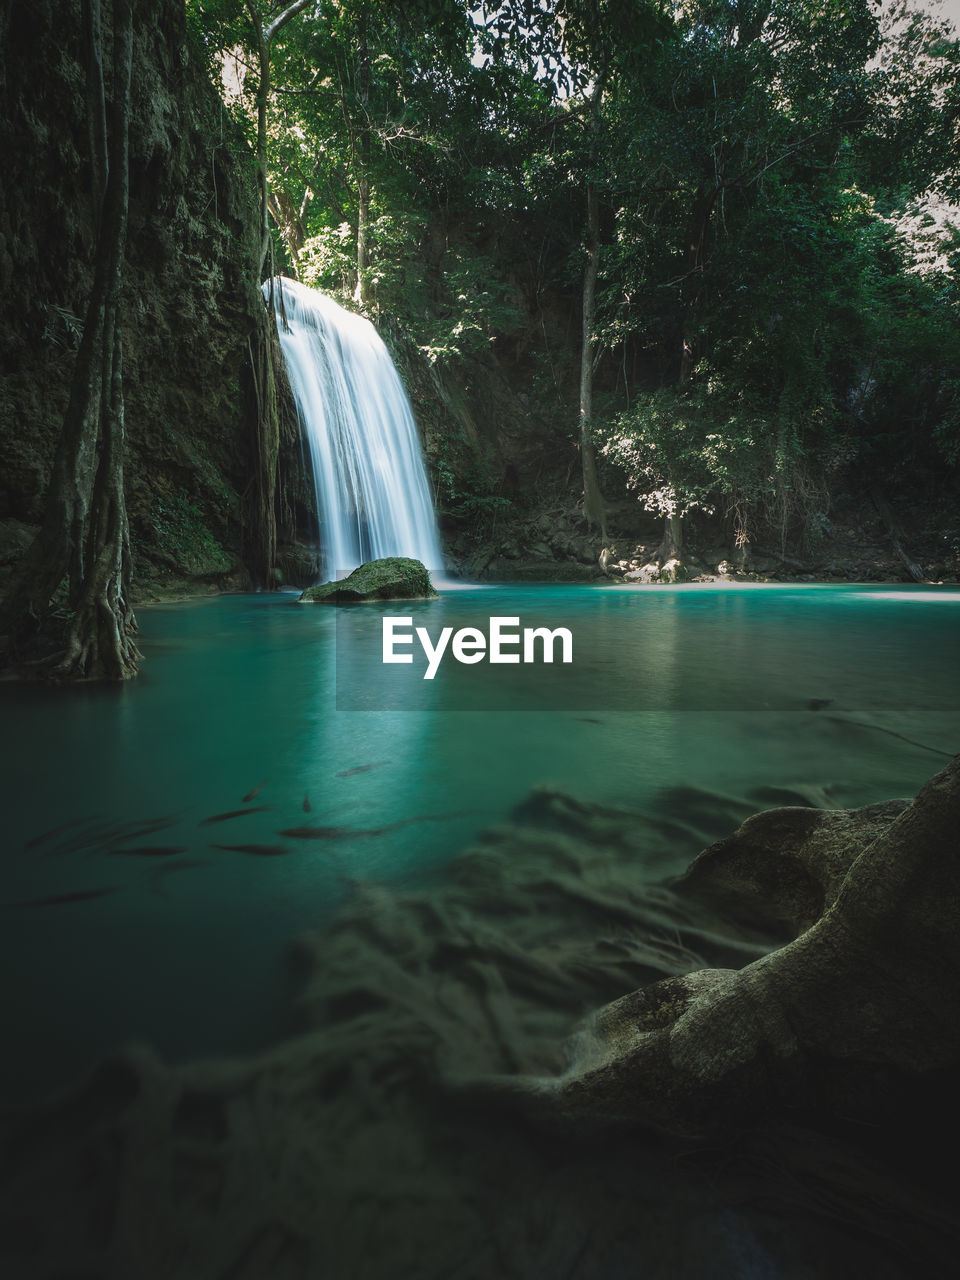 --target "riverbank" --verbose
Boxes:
[457,488,960,585]
[3,484,958,616]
